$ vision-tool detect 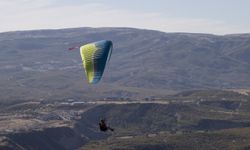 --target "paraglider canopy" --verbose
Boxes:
[70,40,113,84]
